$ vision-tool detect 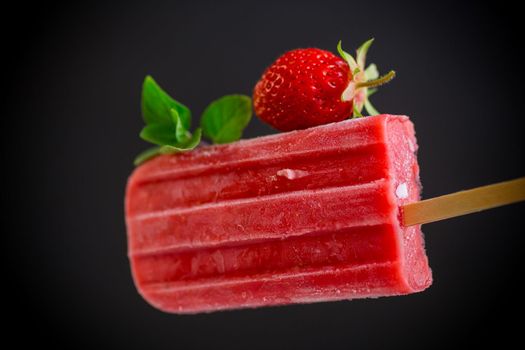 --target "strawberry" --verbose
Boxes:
[253,39,395,131]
